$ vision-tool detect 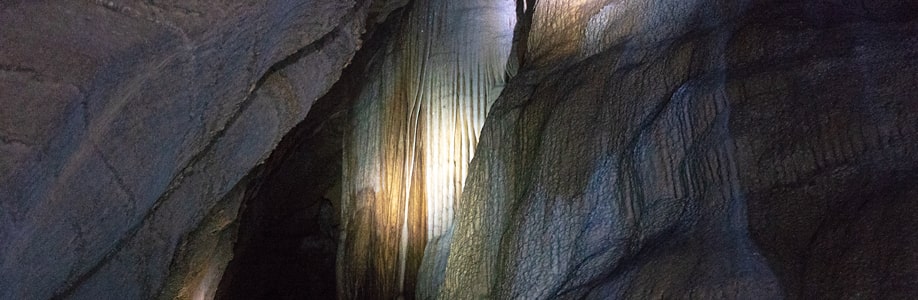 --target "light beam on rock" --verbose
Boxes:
[338,1,517,298]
